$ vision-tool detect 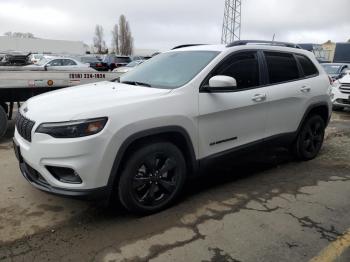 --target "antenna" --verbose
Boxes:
[221,0,242,44]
